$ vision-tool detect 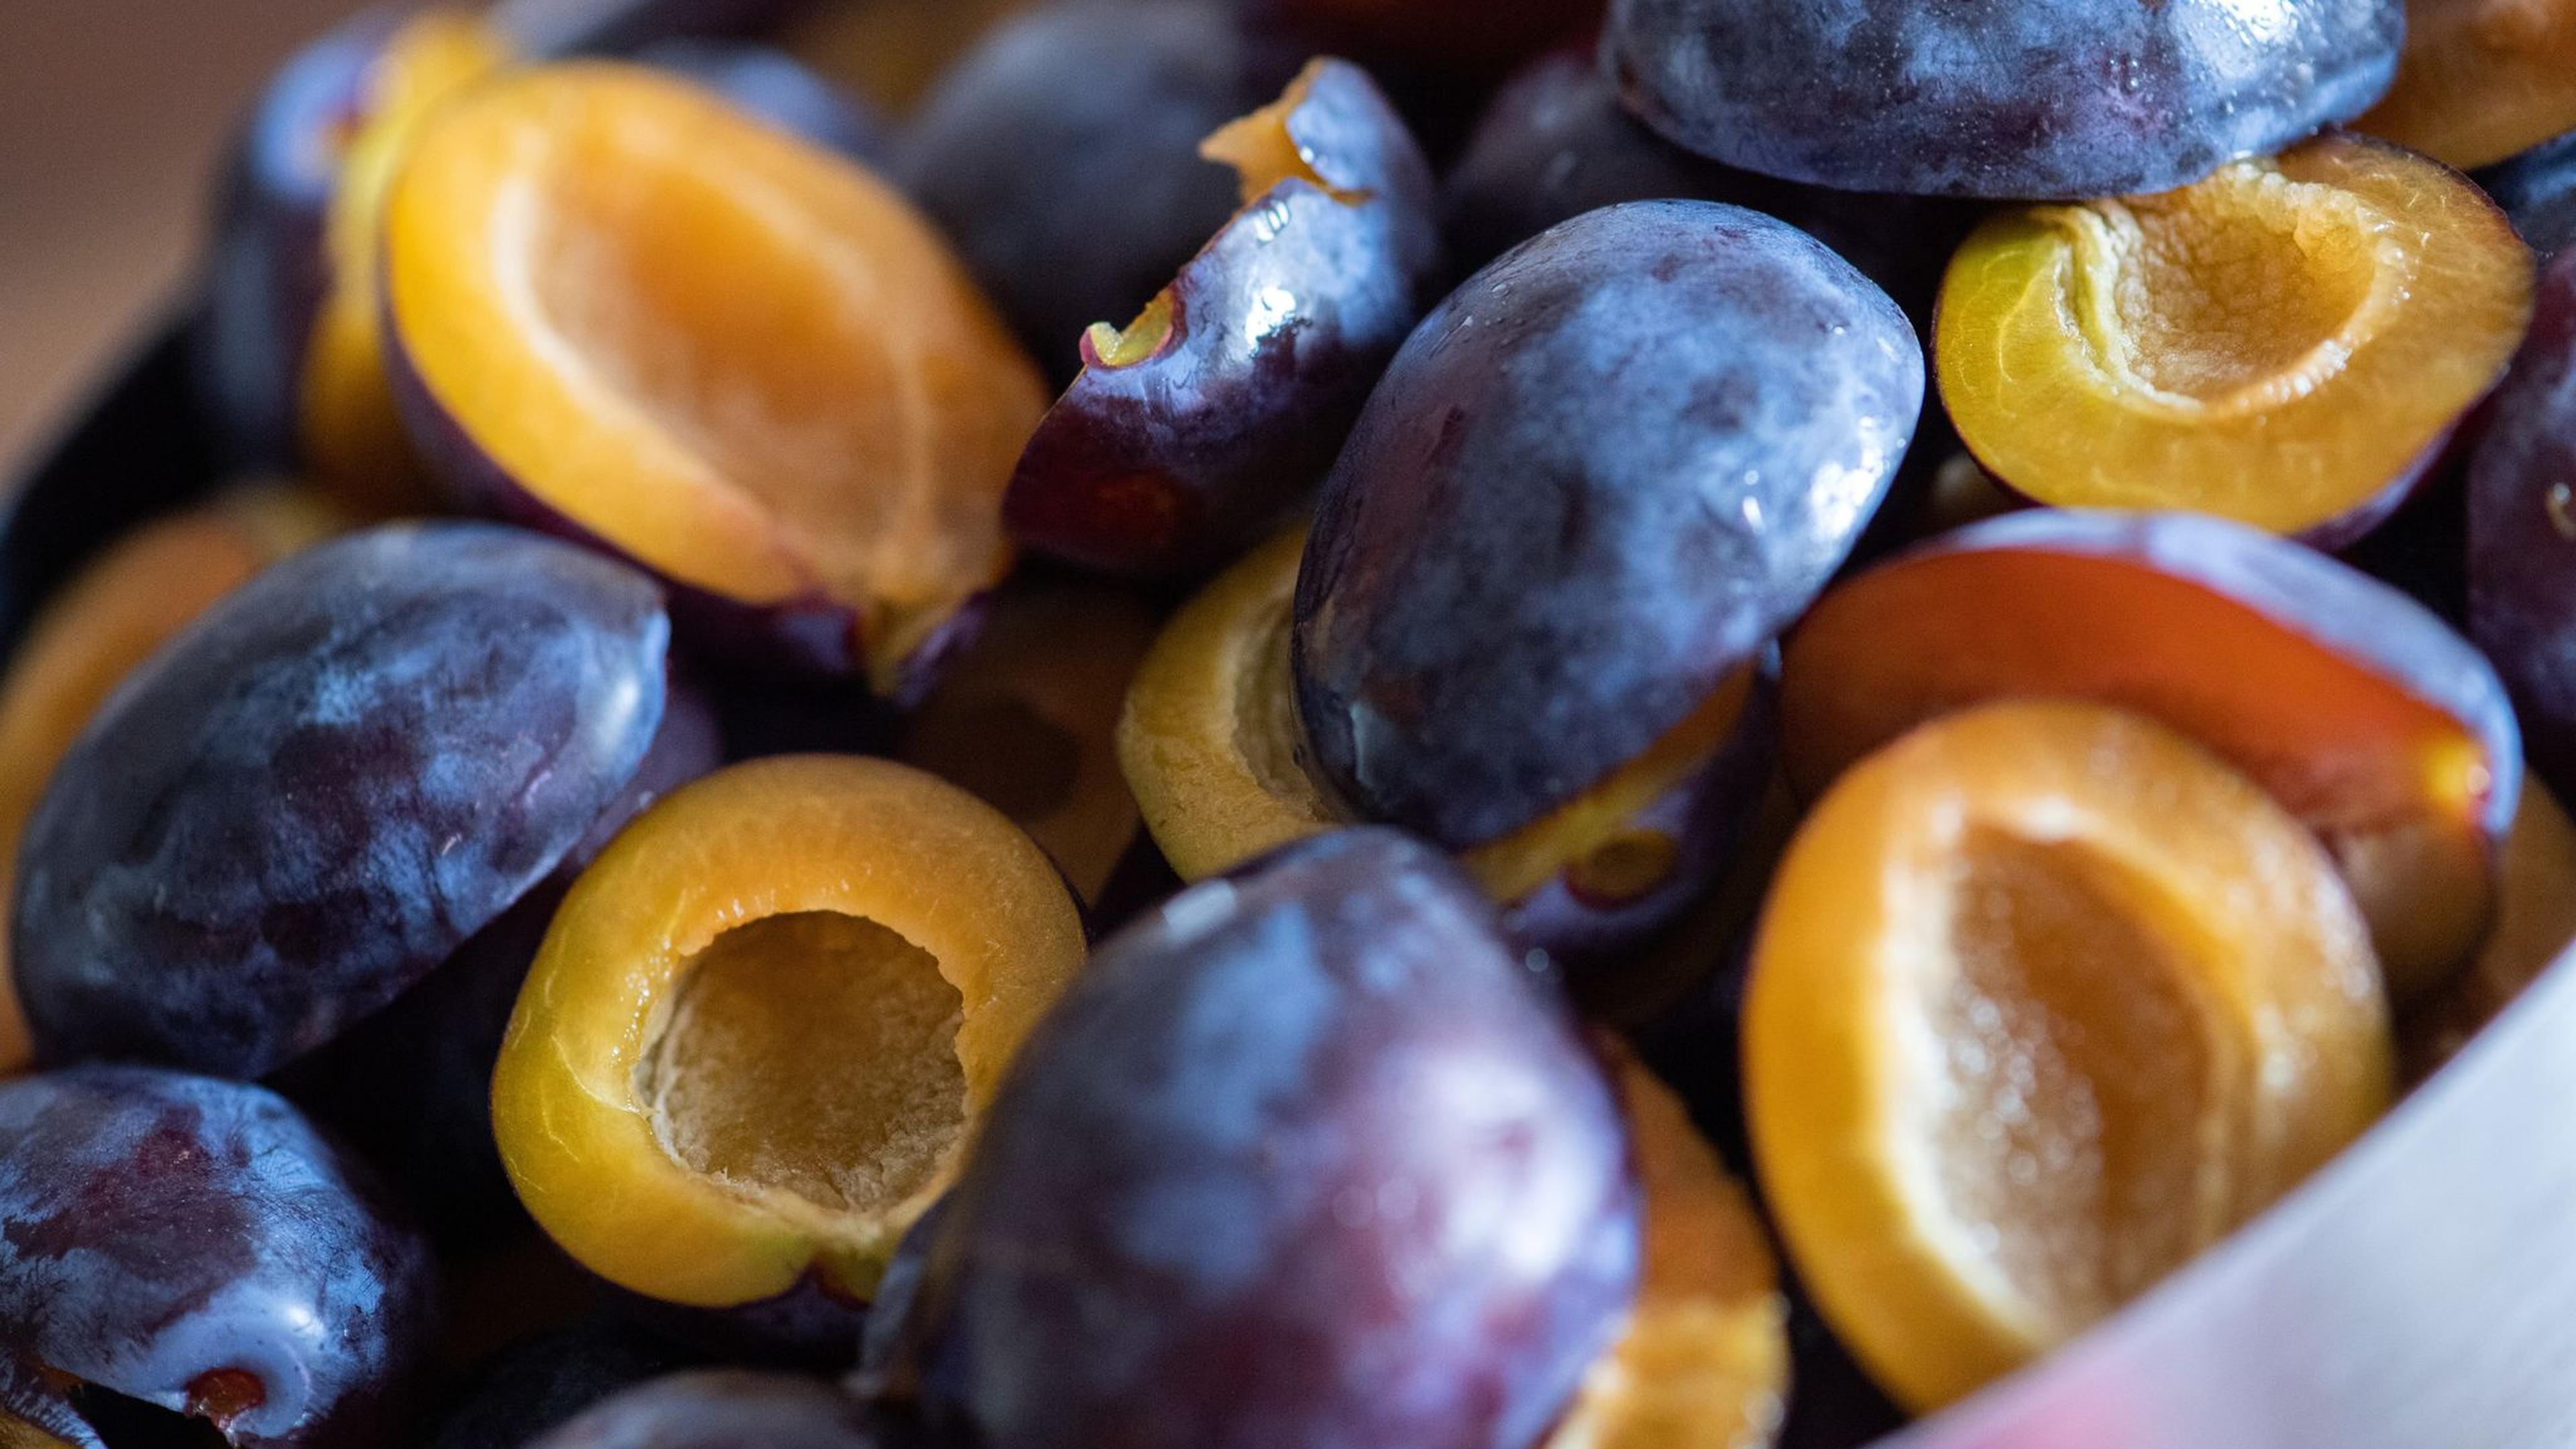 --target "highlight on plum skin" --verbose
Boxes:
[0,1066,439,1449]
[1747,700,2396,1413]
[489,755,1086,1313]
[875,828,1641,1449]
[1934,133,2535,547]
[1004,56,1445,578]
[1779,508,2522,1000]
[384,60,1046,694]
